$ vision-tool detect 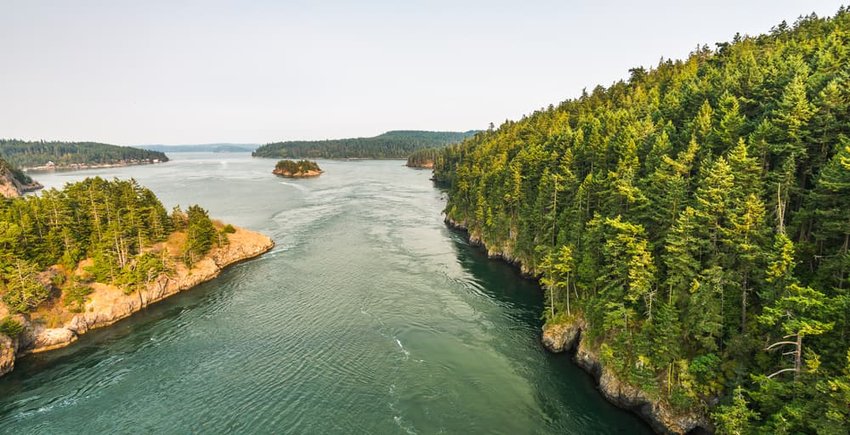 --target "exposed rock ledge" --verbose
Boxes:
[445,215,710,434]
[542,319,711,434]
[272,168,323,178]
[444,216,534,276]
[0,226,274,377]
